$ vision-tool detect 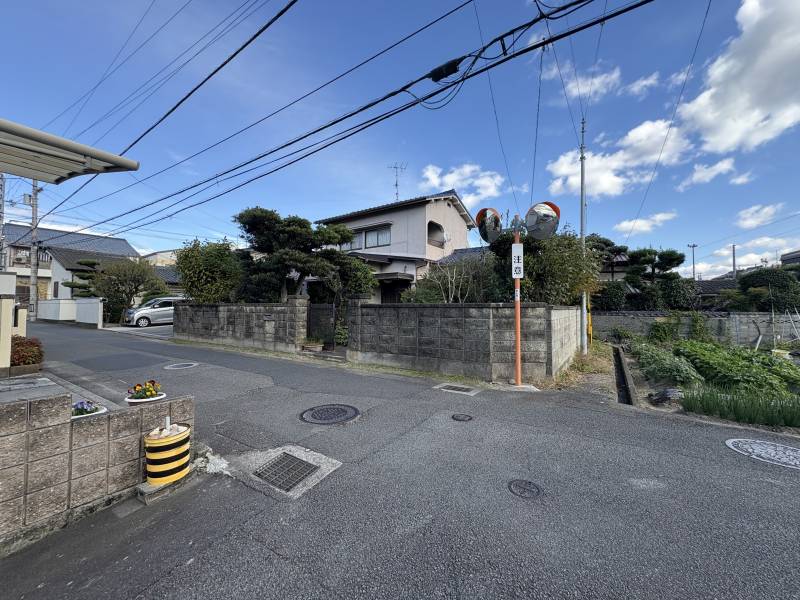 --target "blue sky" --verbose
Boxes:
[2,0,799,278]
